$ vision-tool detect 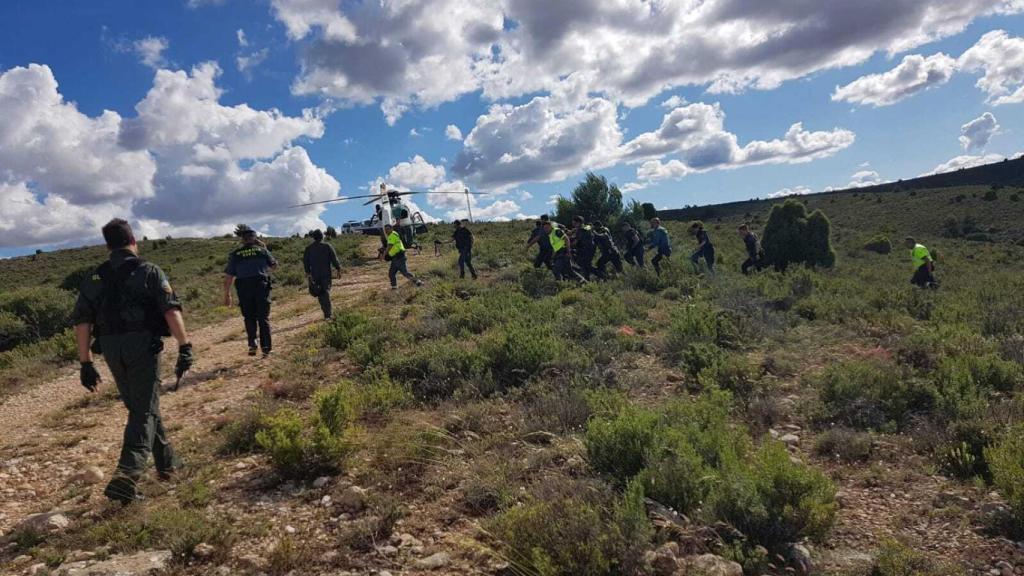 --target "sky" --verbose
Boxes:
[2,0,1024,256]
